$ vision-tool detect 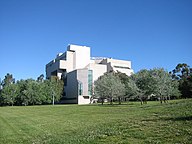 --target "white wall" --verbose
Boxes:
[68,45,90,70]
[59,51,74,73]
[78,96,90,105]
[77,69,89,96]
[101,58,134,76]
[86,63,107,82]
